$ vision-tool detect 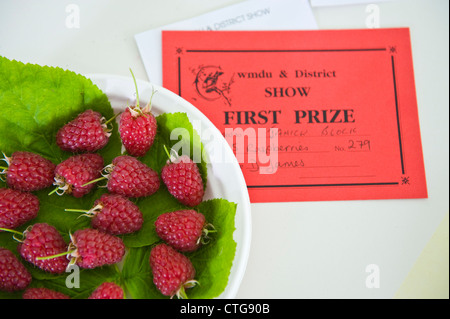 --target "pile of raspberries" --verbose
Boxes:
[1,105,212,299]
